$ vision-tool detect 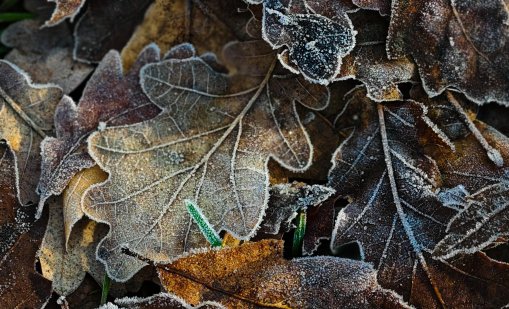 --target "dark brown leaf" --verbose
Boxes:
[0,141,52,308]
[387,0,509,104]
[101,293,225,309]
